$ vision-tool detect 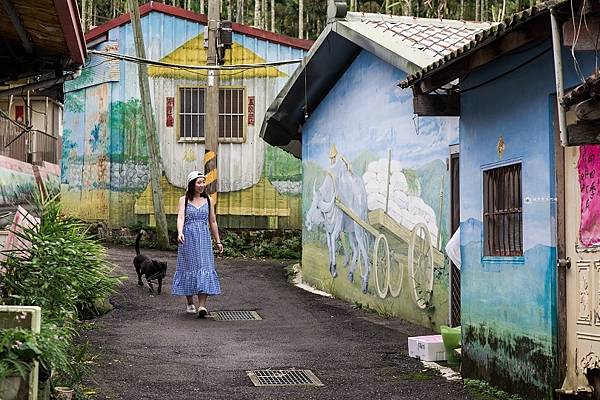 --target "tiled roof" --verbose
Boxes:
[563,69,600,106]
[359,15,491,59]
[399,0,567,89]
